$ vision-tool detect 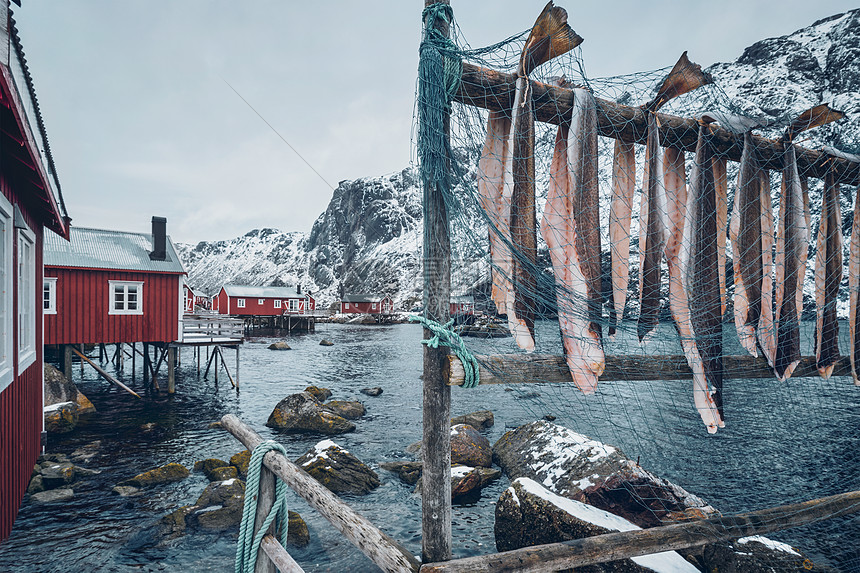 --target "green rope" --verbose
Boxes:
[235,440,290,573]
[410,315,480,388]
